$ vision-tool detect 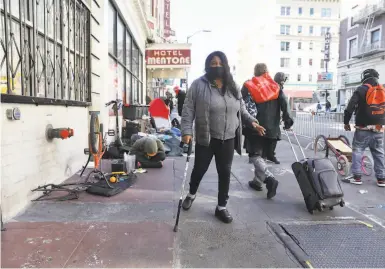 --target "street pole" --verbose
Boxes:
[325,61,328,104]
[186,36,190,92]
[324,31,331,106]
